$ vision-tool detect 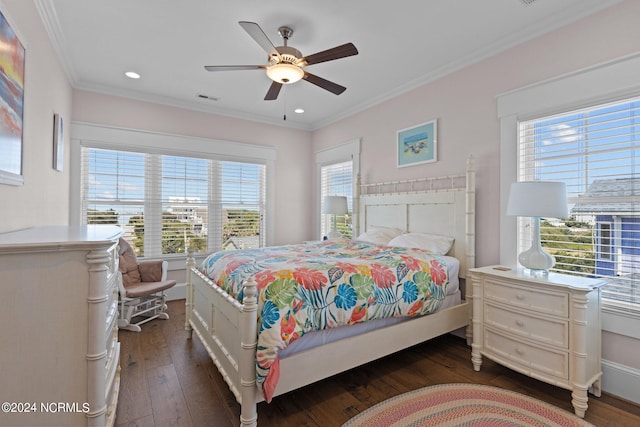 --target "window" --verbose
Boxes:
[315,139,360,240]
[320,160,353,239]
[517,96,640,312]
[82,147,266,257]
[598,222,613,261]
